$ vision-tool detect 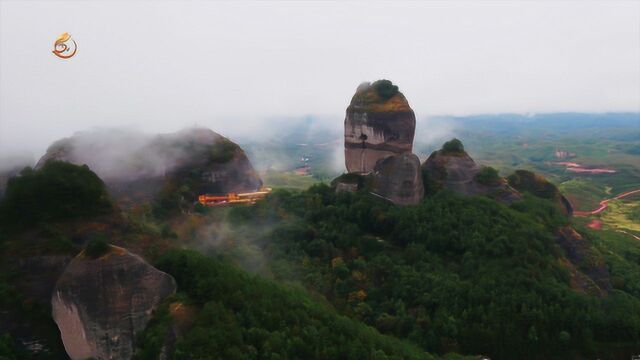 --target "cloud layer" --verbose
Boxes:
[1,0,638,159]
